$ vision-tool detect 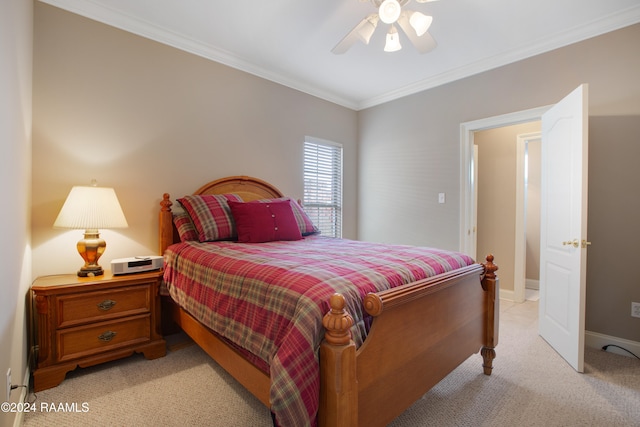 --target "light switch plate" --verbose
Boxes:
[632,302,640,318]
